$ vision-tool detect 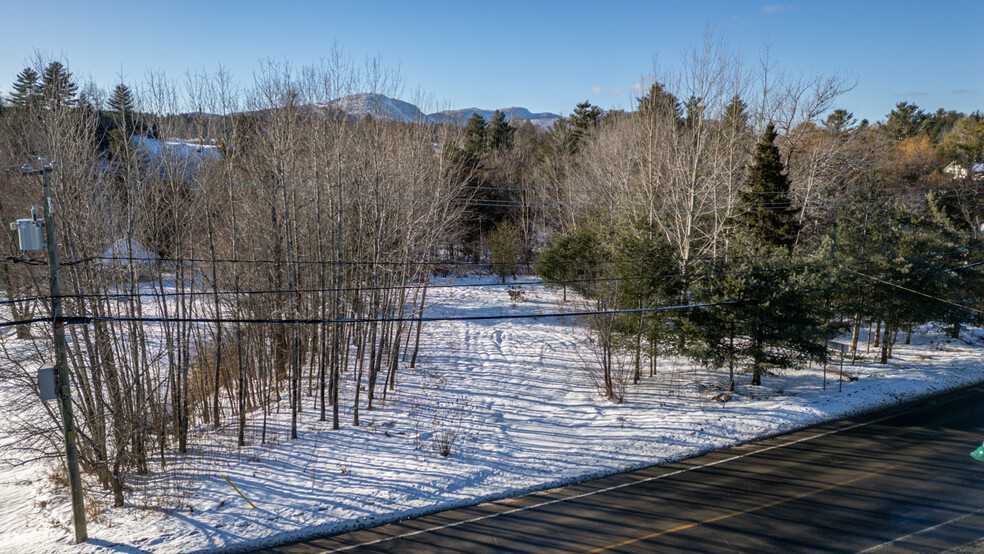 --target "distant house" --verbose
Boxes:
[102,238,158,281]
[943,161,984,181]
